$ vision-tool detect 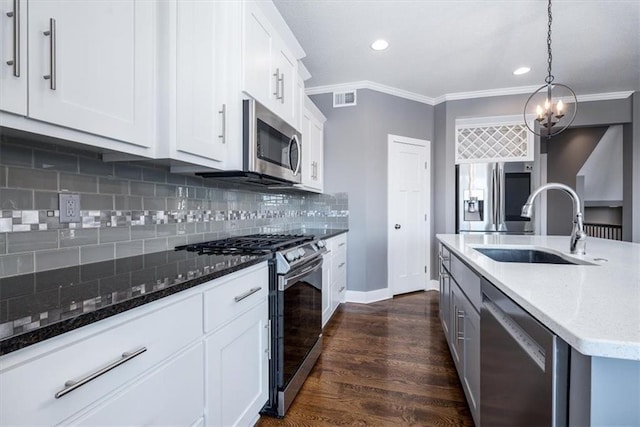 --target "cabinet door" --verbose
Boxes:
[439,272,451,337]
[0,0,27,115]
[449,281,464,368]
[67,344,204,427]
[462,301,480,419]
[321,253,331,327]
[206,300,268,427]
[272,46,297,125]
[311,119,324,191]
[242,1,273,106]
[175,0,226,163]
[28,0,155,148]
